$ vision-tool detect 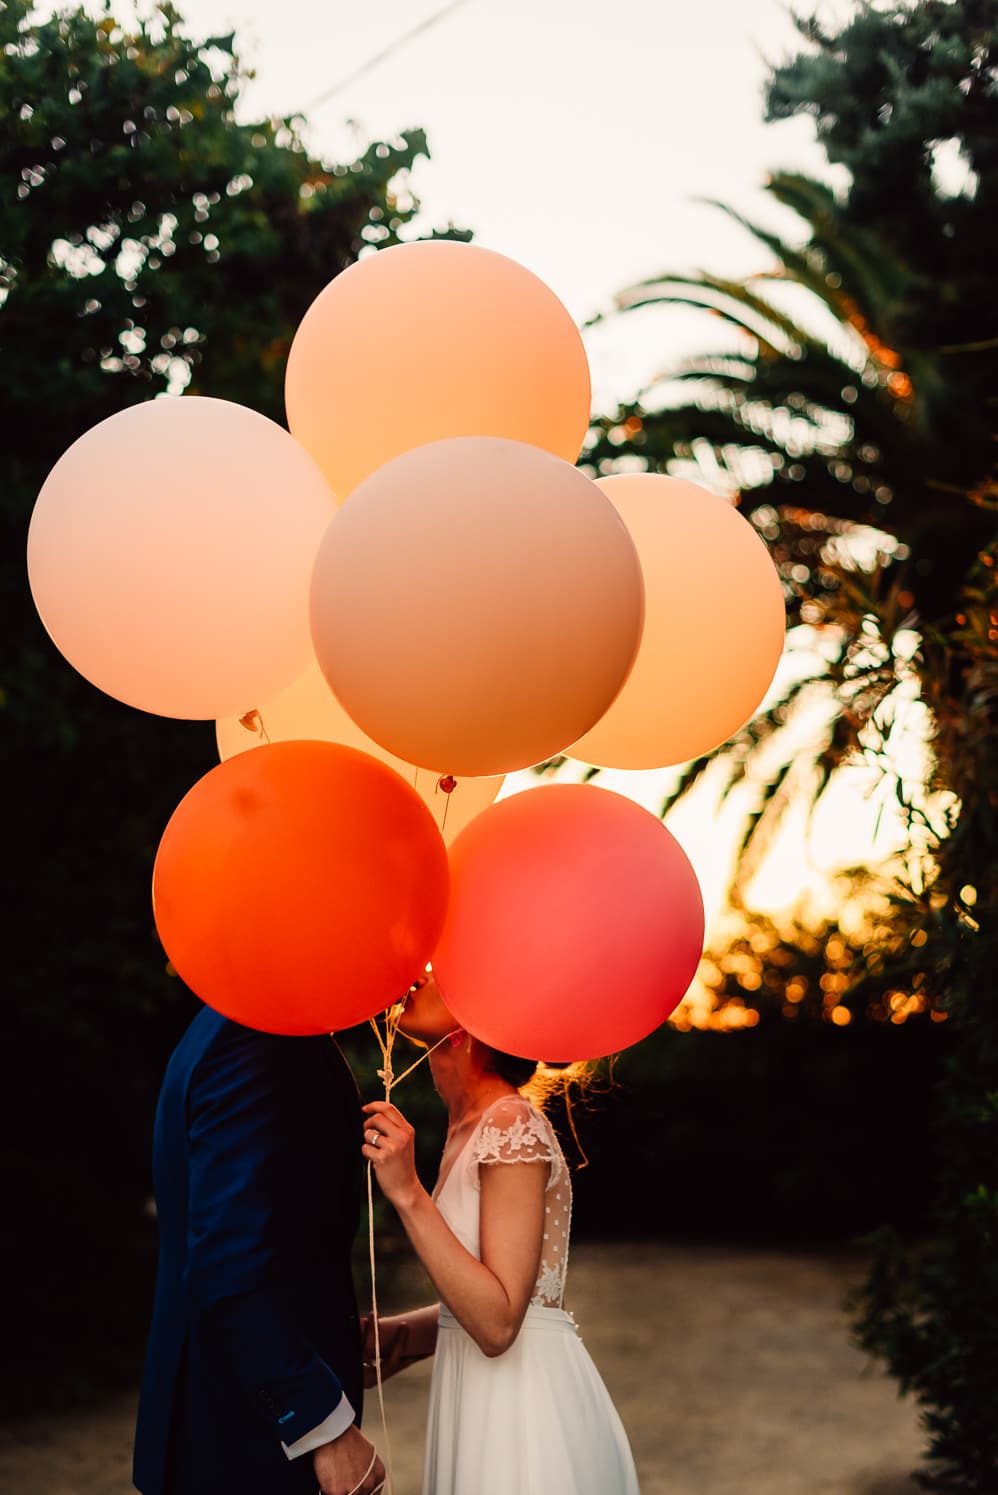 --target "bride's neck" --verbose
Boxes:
[430,1047,515,1127]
